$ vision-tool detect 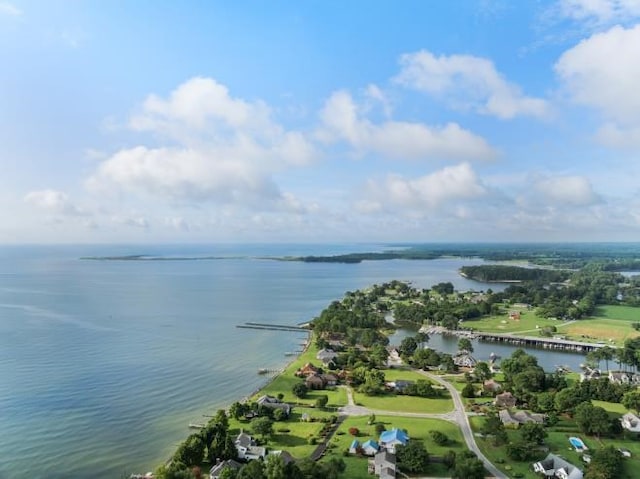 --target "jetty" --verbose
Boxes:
[188,423,205,429]
[237,322,308,332]
[475,332,605,353]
